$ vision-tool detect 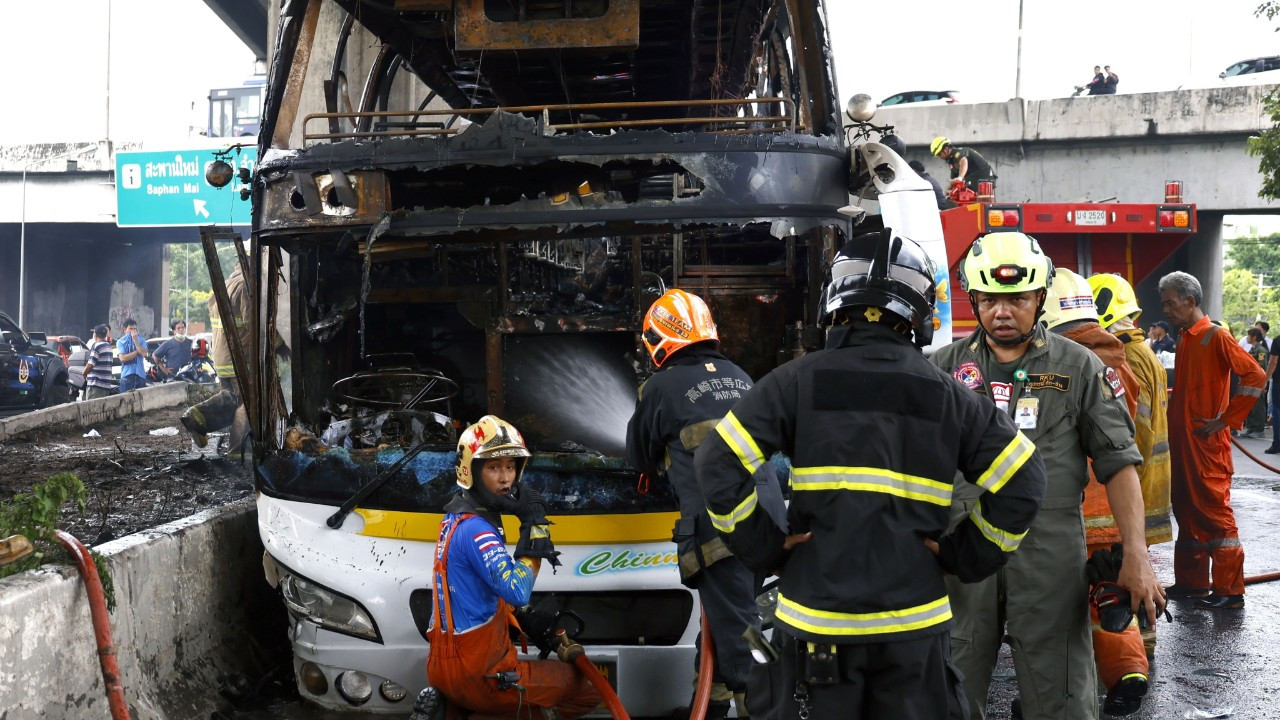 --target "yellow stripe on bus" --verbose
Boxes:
[355,509,681,545]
